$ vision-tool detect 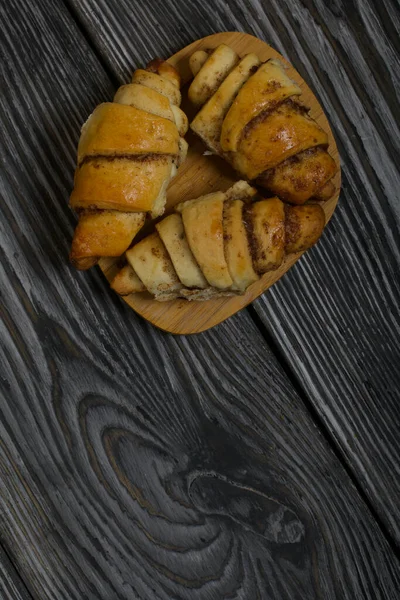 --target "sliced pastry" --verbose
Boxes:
[188,45,337,204]
[70,59,188,269]
[111,182,325,301]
